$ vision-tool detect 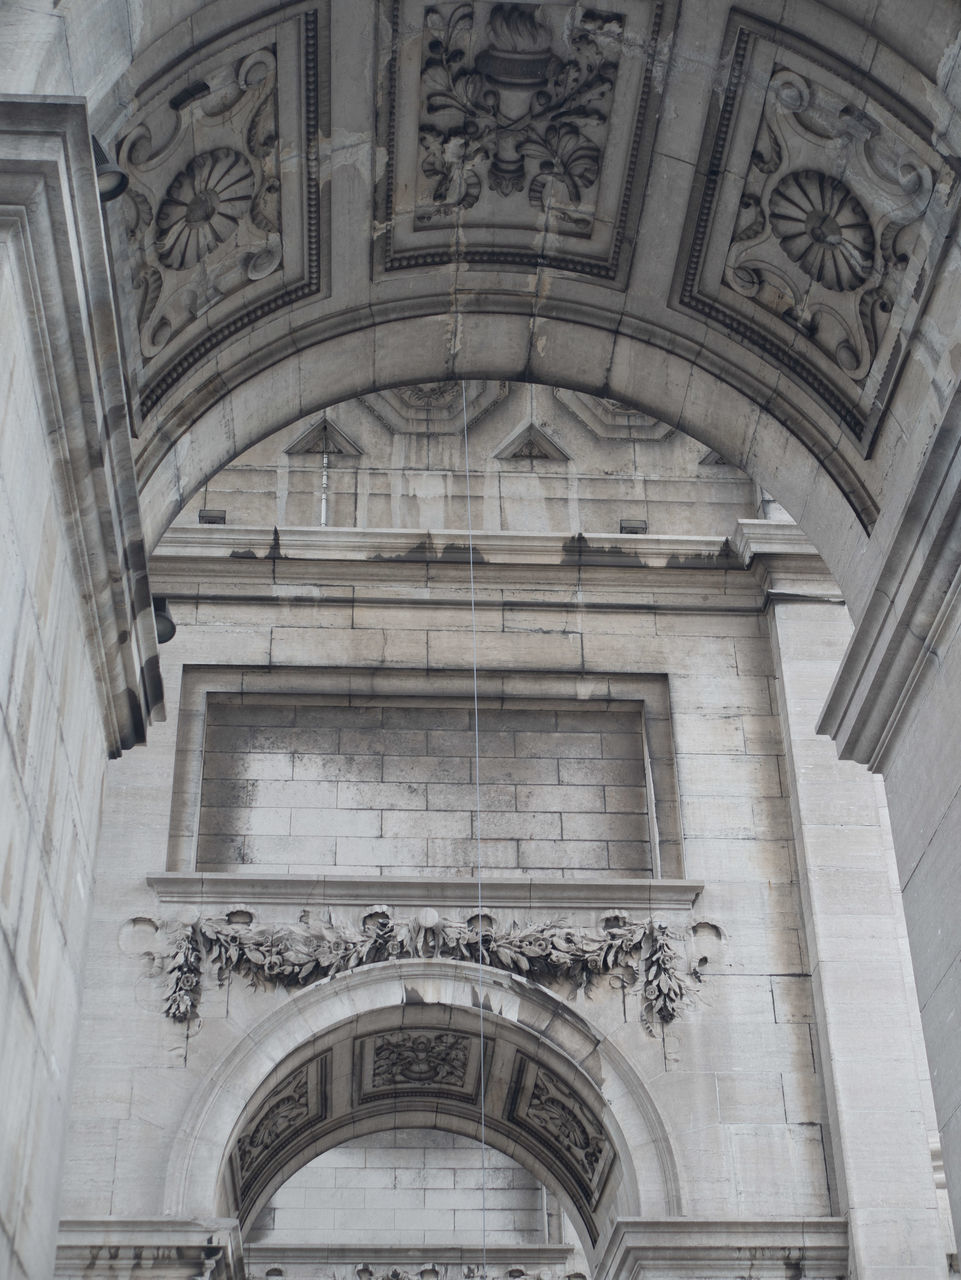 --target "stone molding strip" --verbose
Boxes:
[55,1217,848,1280]
[147,872,702,911]
[593,1217,849,1280]
[55,1218,243,1280]
[0,98,163,753]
